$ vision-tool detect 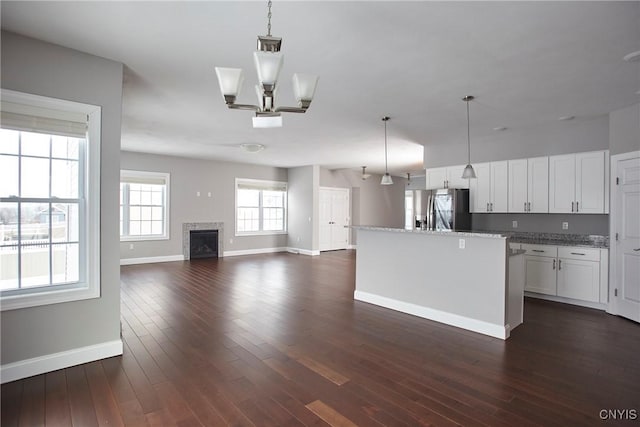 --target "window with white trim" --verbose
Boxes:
[120,170,170,241]
[236,179,287,235]
[0,89,101,311]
